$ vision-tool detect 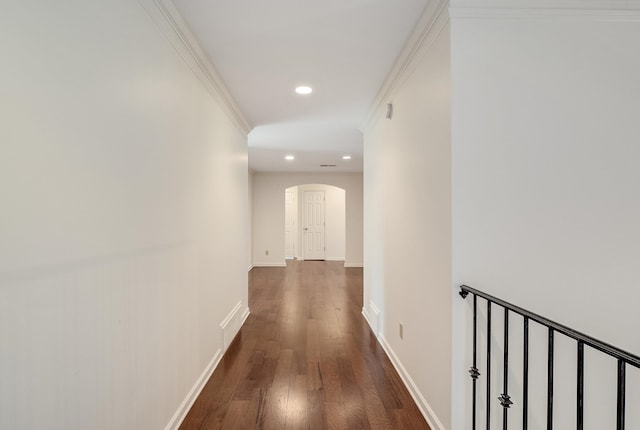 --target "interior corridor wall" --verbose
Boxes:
[0,1,249,429]
[362,19,452,430]
[450,2,640,428]
[252,173,363,267]
[248,170,254,270]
